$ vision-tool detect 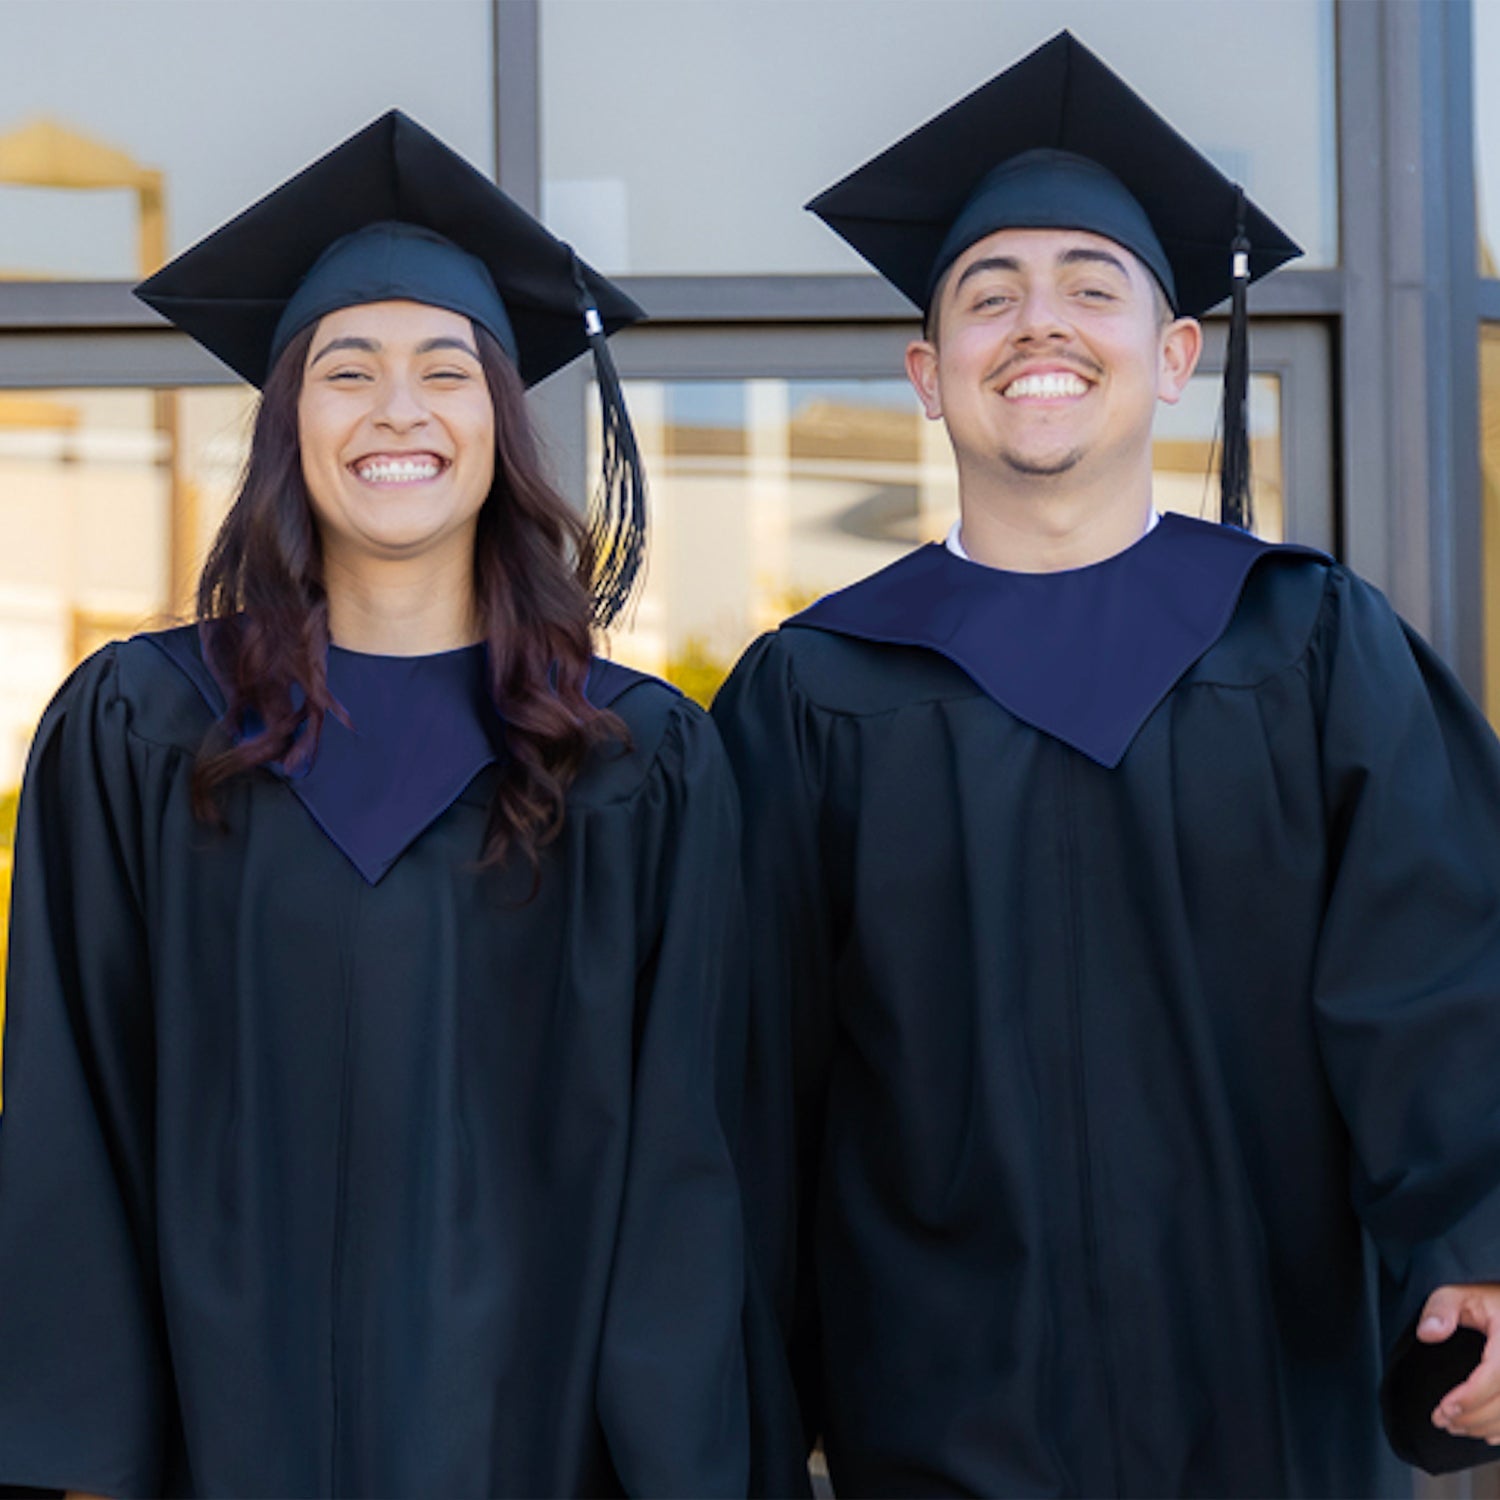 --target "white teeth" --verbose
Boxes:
[1003,372,1089,399]
[356,457,442,483]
